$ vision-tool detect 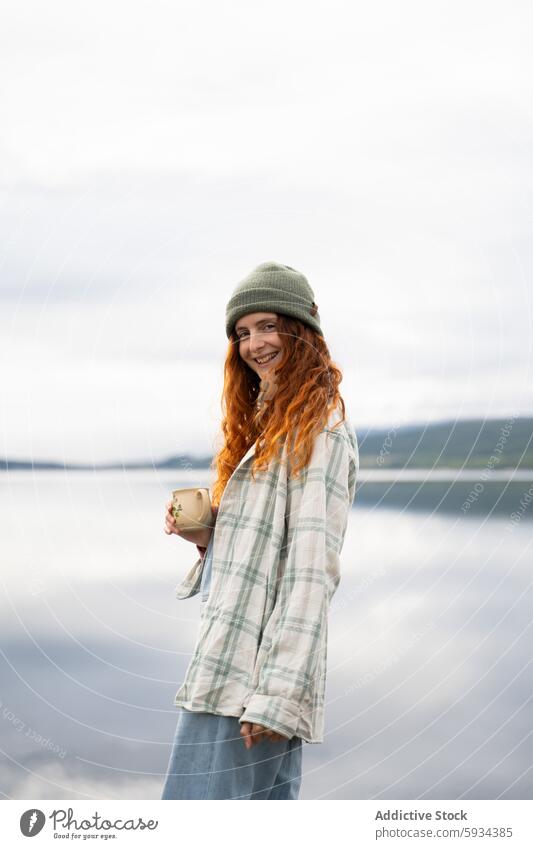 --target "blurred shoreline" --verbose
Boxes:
[2,417,532,472]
